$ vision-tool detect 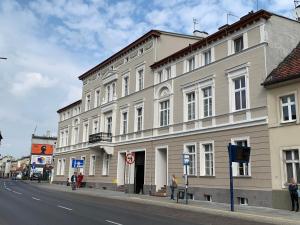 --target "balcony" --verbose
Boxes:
[89,132,112,143]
